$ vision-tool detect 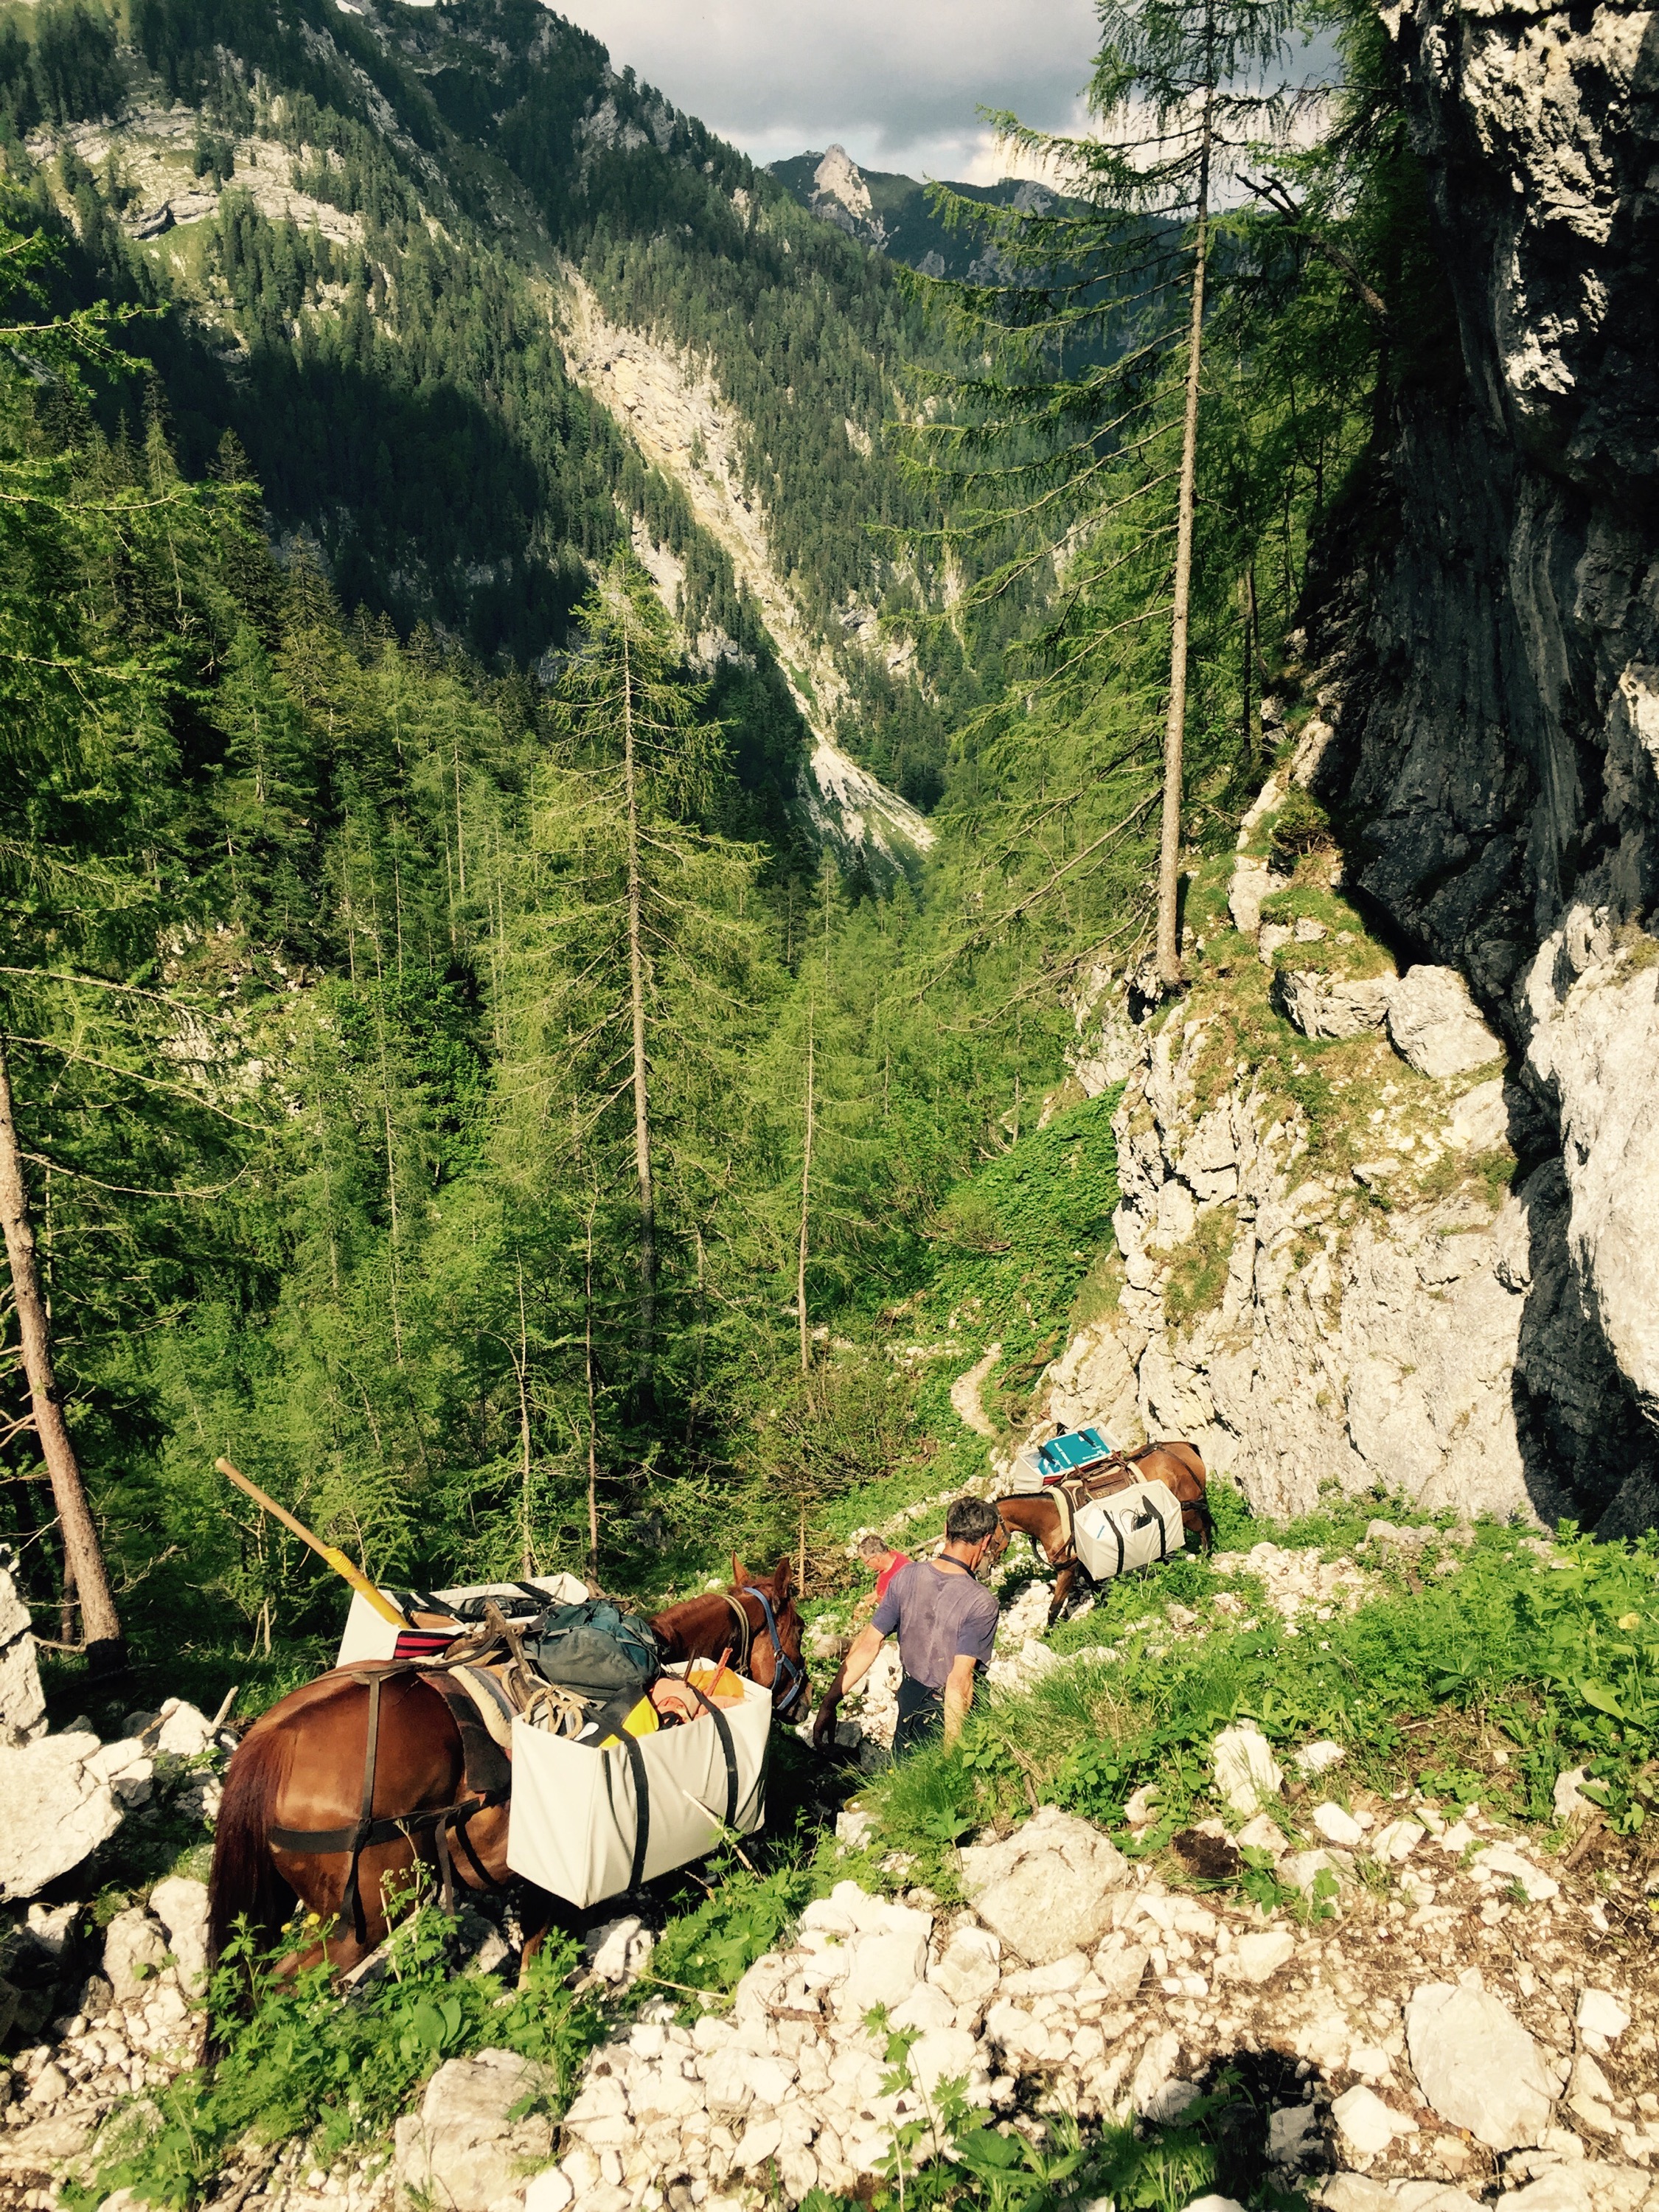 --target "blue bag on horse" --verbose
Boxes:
[521,1599,660,1704]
